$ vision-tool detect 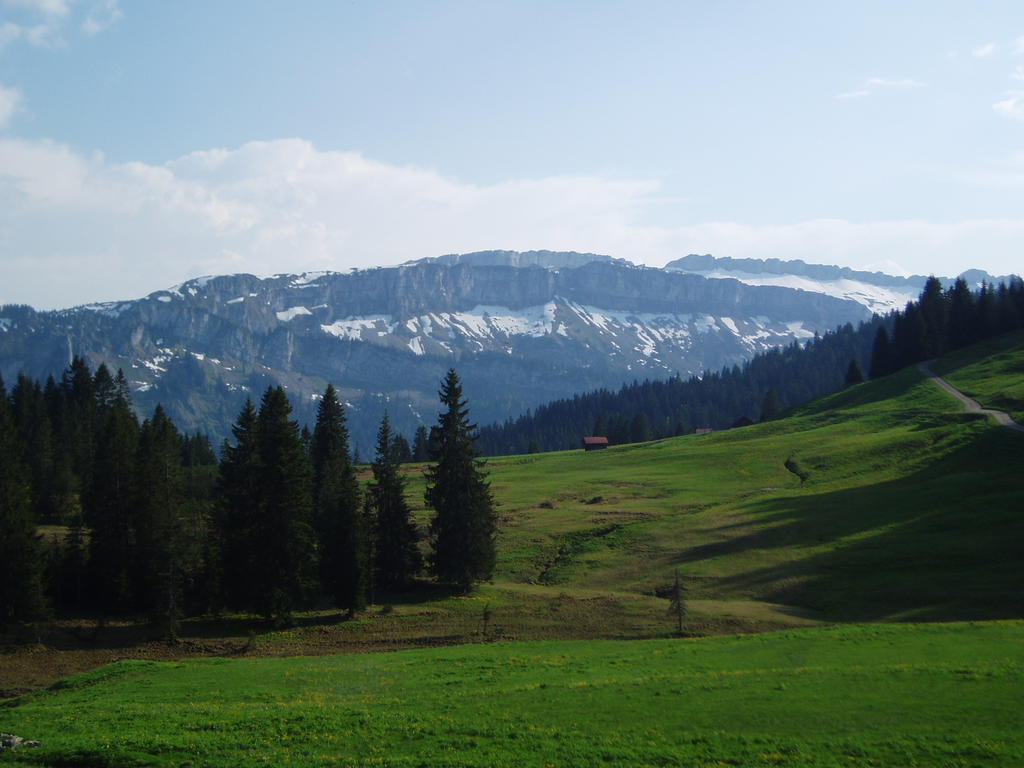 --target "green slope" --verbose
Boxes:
[1,622,1021,767]
[456,357,1023,627]
[932,329,1024,422]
